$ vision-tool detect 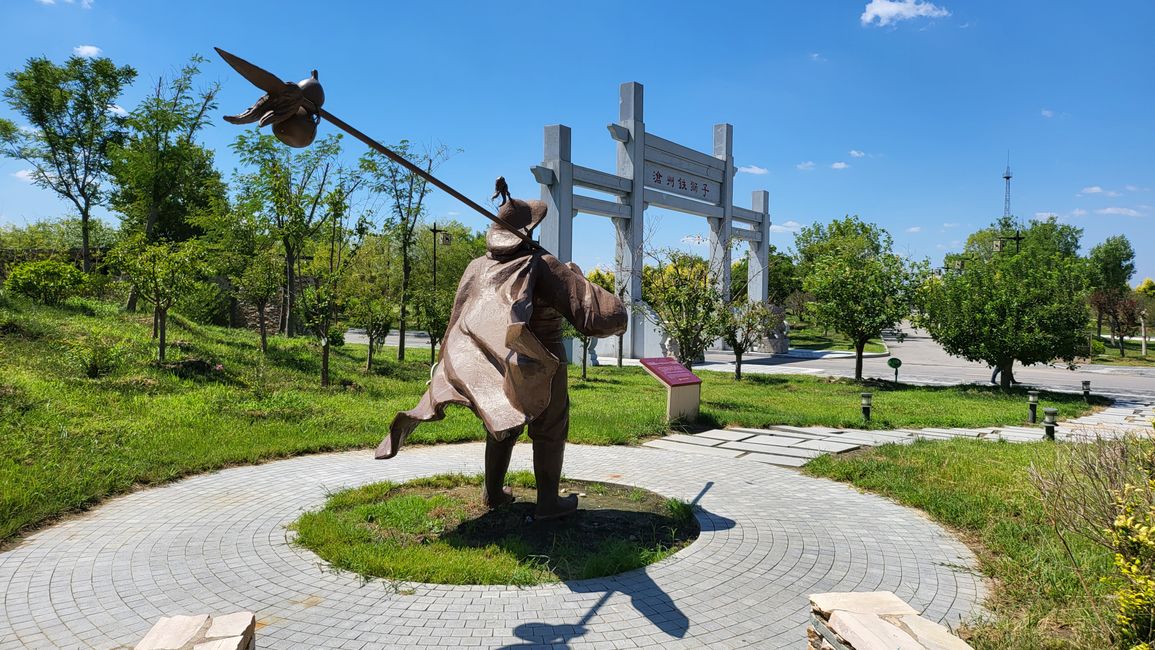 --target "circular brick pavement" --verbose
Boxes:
[0,444,985,649]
